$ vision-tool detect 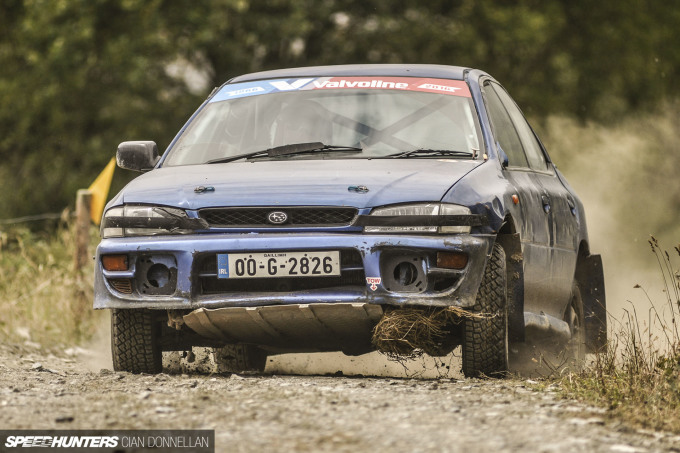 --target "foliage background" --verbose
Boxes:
[2,2,680,430]
[1,0,679,219]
